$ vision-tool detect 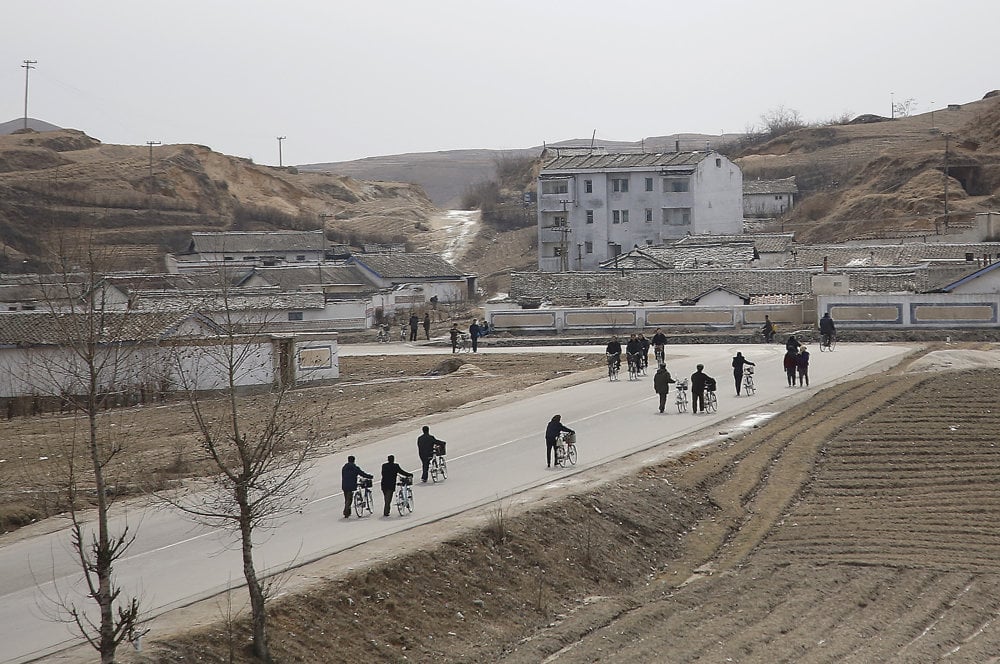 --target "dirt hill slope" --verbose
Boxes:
[0,130,438,272]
